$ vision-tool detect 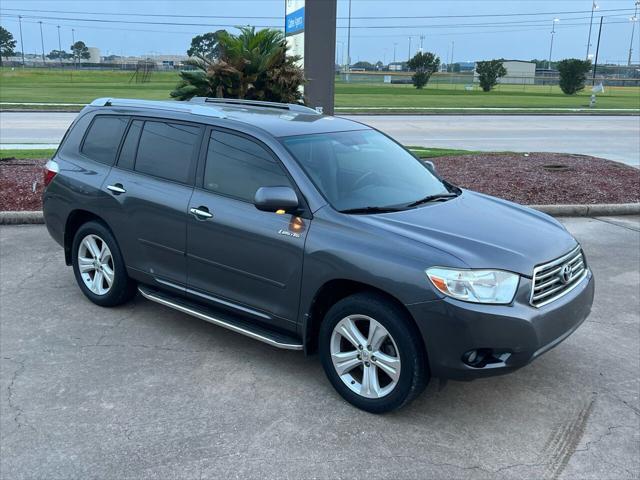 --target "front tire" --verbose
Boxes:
[319,293,428,413]
[71,221,136,307]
